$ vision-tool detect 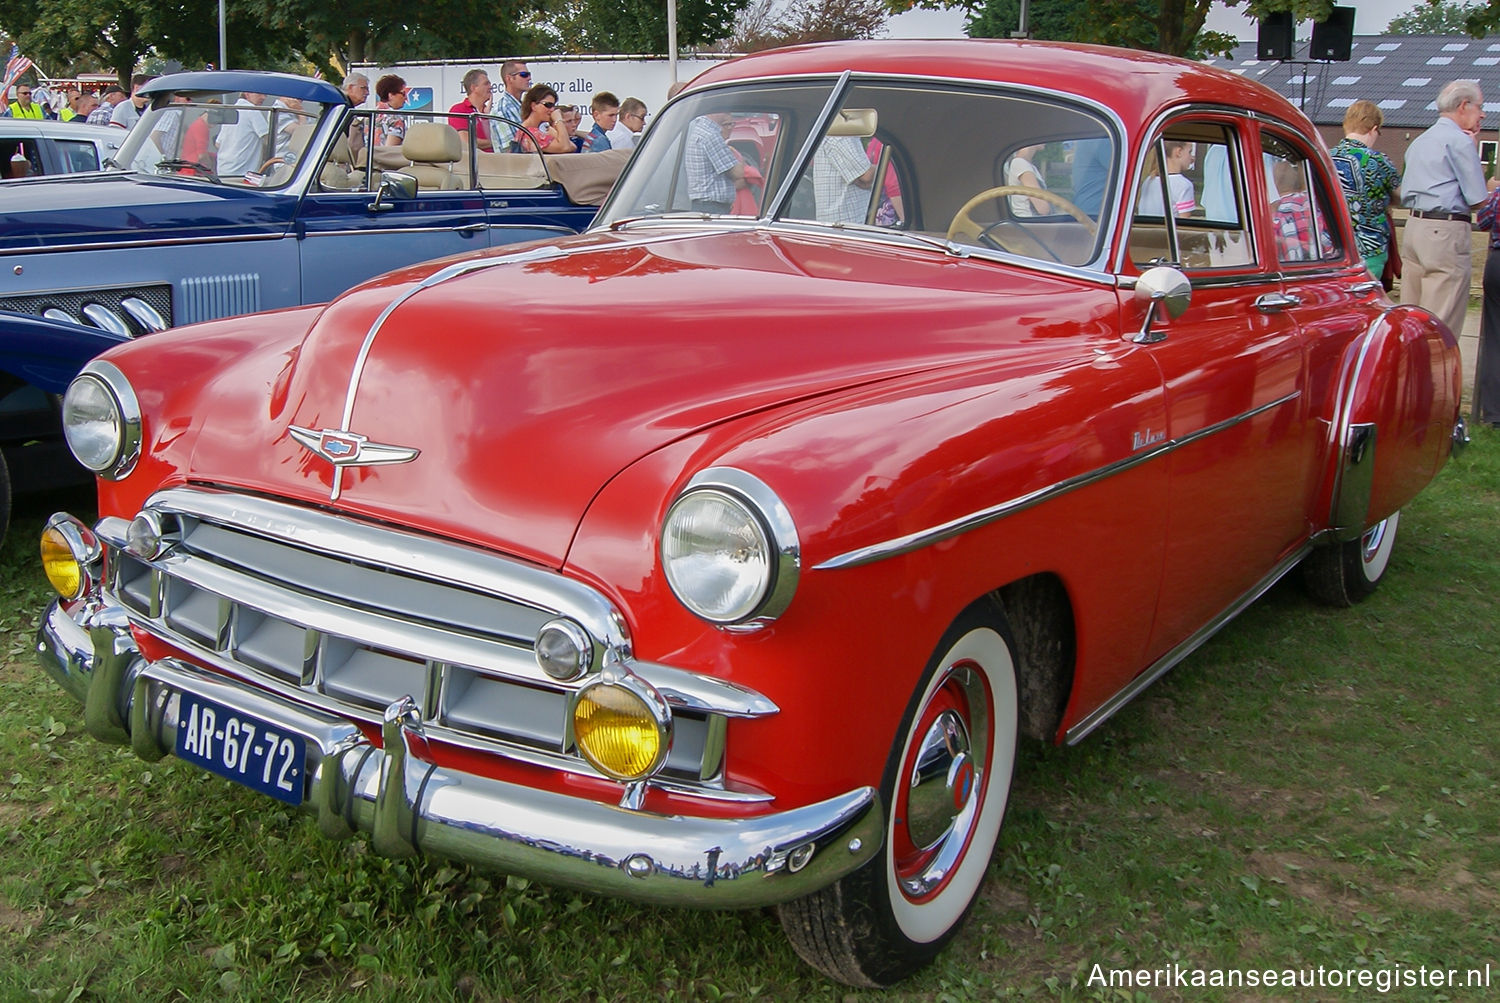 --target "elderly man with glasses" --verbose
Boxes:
[1400,78,1497,342]
[494,60,531,149]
